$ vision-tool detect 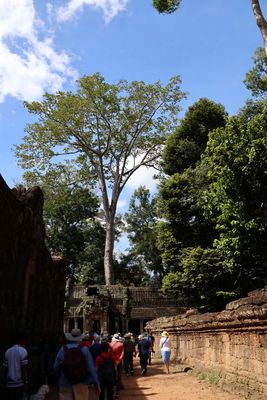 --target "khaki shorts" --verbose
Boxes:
[59,385,99,400]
